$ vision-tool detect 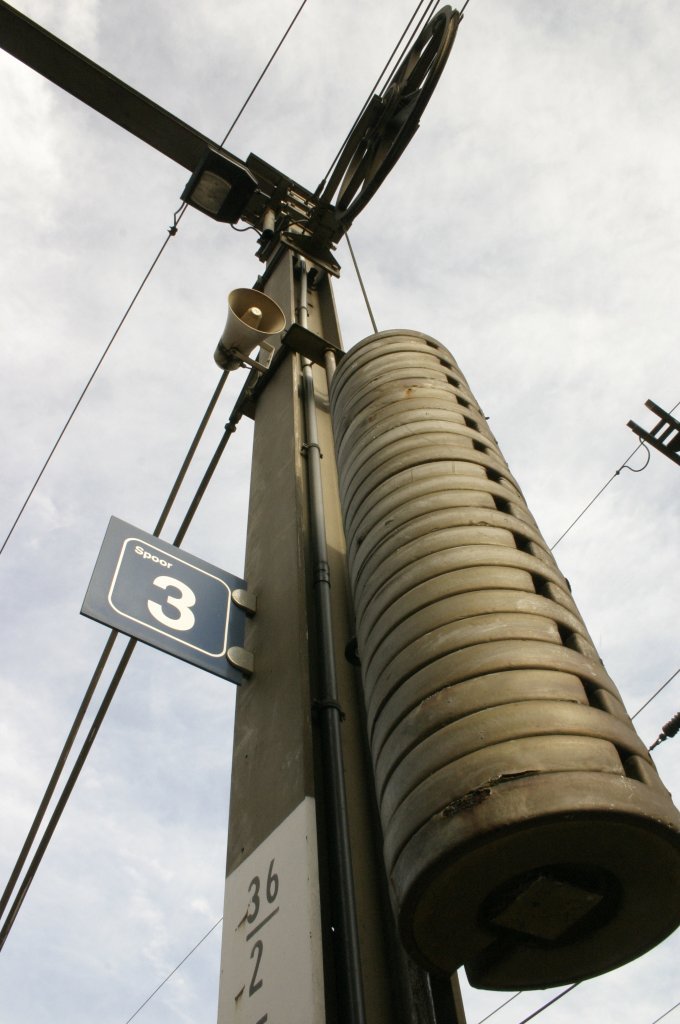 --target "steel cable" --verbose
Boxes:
[316,0,438,194]
[219,0,311,147]
[0,212,185,559]
[346,232,379,333]
[0,367,229,932]
[550,400,679,552]
[1,0,314,560]
[0,0,318,930]
[122,917,223,1024]
[632,667,680,720]
[0,400,243,952]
